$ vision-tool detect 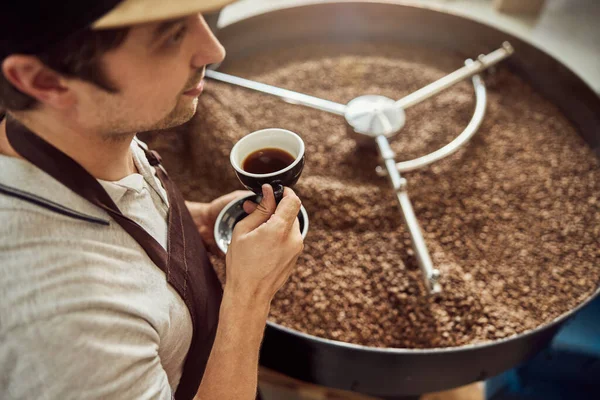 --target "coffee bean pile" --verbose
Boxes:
[141,43,600,348]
